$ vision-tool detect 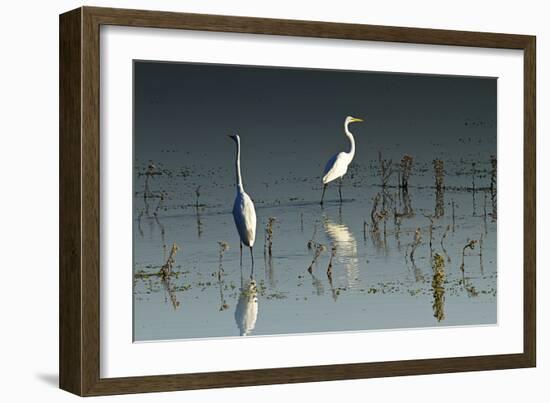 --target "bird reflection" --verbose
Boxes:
[234,278,259,336]
[322,215,359,287]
